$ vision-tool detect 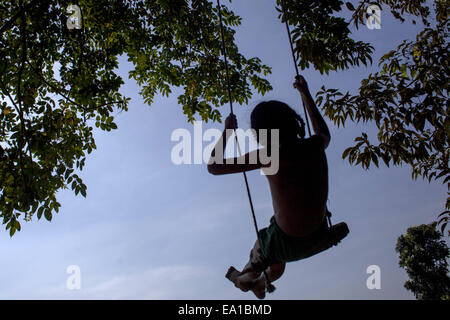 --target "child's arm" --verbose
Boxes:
[294,76,331,149]
[207,114,268,175]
